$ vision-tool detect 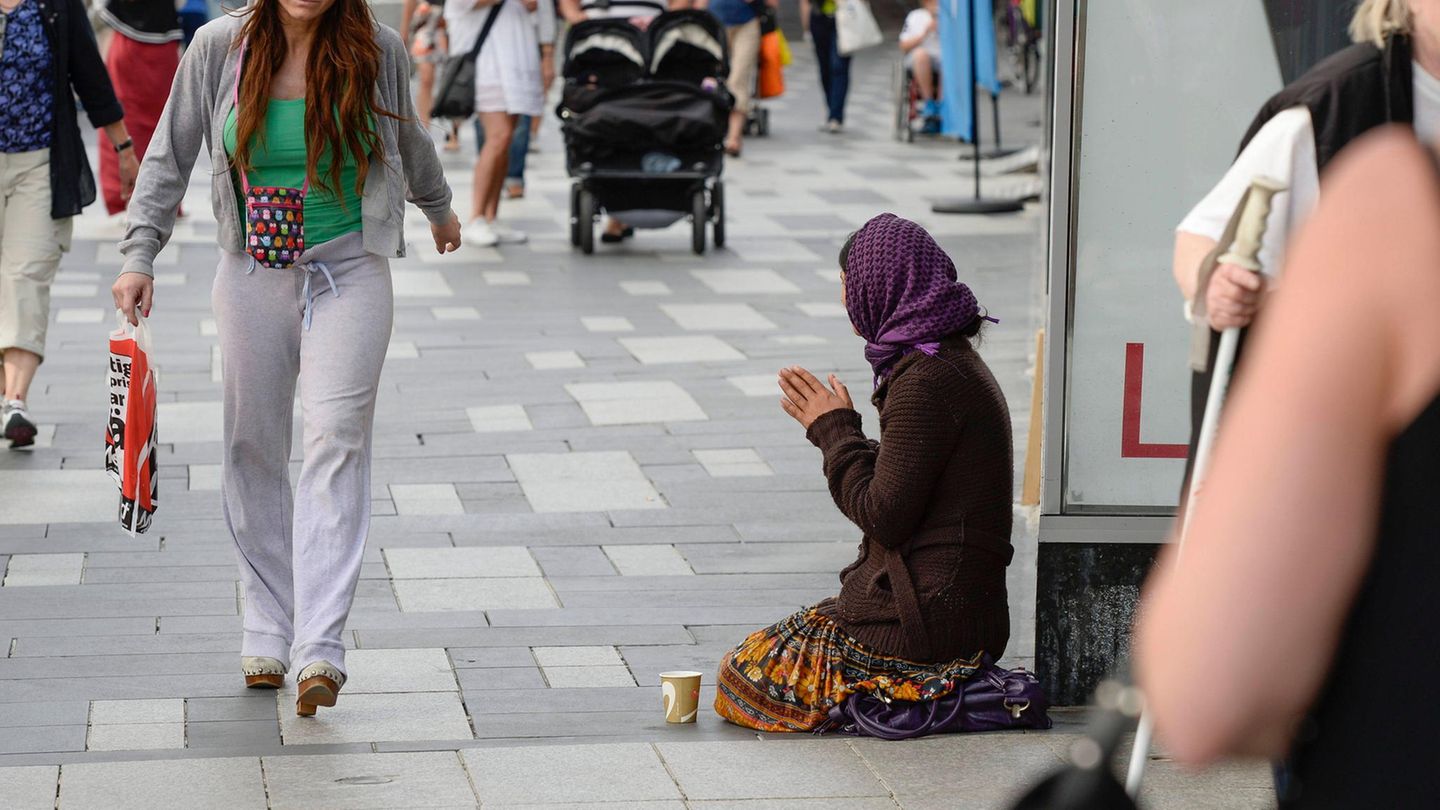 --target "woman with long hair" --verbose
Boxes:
[714,214,1014,732]
[112,0,460,717]
[447,0,545,247]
